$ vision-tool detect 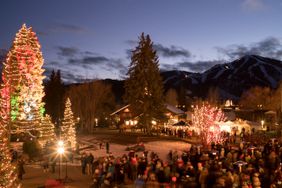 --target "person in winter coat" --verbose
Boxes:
[17,158,25,180]
[199,168,209,188]
[81,153,87,174]
[87,153,94,175]
[106,142,110,154]
[146,173,160,188]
